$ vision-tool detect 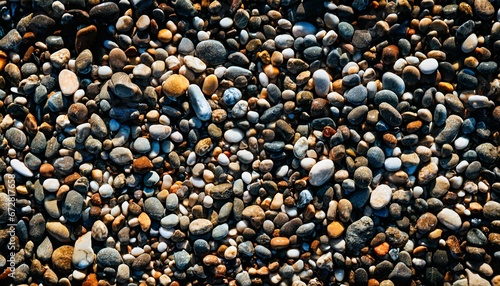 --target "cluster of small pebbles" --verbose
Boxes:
[1,0,500,285]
